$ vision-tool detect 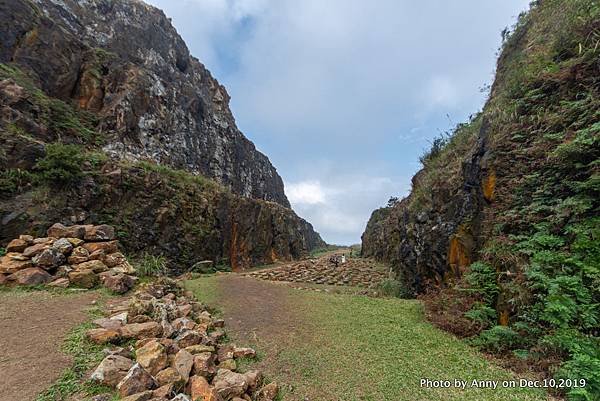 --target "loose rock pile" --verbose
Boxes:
[246,256,389,288]
[0,223,137,293]
[89,278,277,401]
